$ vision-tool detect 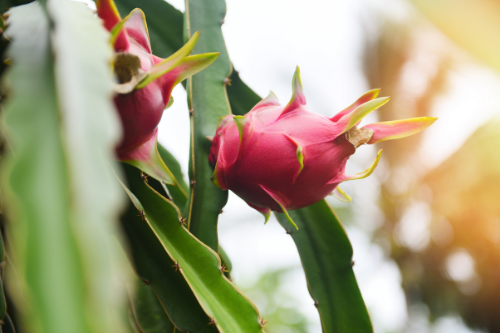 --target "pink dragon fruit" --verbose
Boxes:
[209,67,436,228]
[97,0,218,184]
